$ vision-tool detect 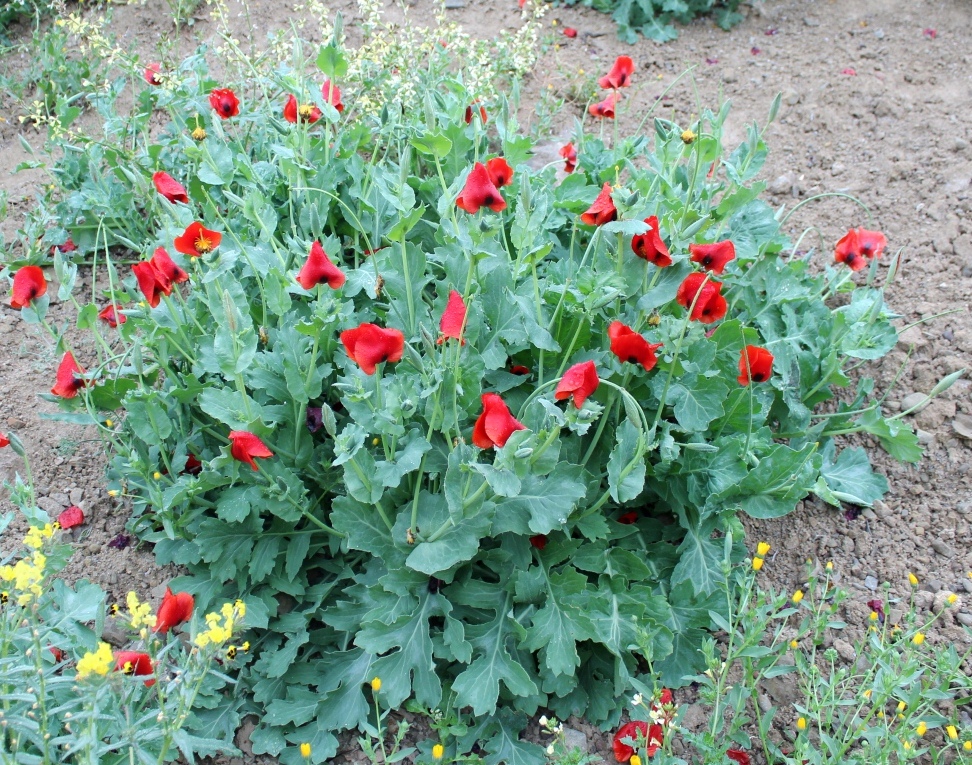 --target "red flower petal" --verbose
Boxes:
[856,227,887,259]
[154,587,195,634]
[554,360,599,408]
[340,323,406,375]
[98,304,126,328]
[149,247,189,285]
[228,430,273,471]
[841,67,857,76]
[631,216,671,266]
[174,222,221,257]
[115,650,155,686]
[618,511,638,524]
[486,157,514,188]
[57,505,85,529]
[152,171,188,204]
[563,27,577,38]
[464,102,487,124]
[51,352,87,398]
[738,345,774,385]
[580,183,617,226]
[438,290,467,345]
[589,91,619,119]
[209,88,240,119]
[612,720,648,762]
[0,434,9,448]
[283,93,298,123]
[132,262,165,308]
[472,393,526,449]
[689,239,736,274]
[296,241,345,290]
[608,321,663,371]
[10,265,47,309]
[510,364,530,375]
[529,534,547,550]
[456,163,507,214]
[598,55,635,89]
[49,646,66,663]
[726,749,751,765]
[143,63,162,85]
[321,79,344,112]
[559,142,577,173]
